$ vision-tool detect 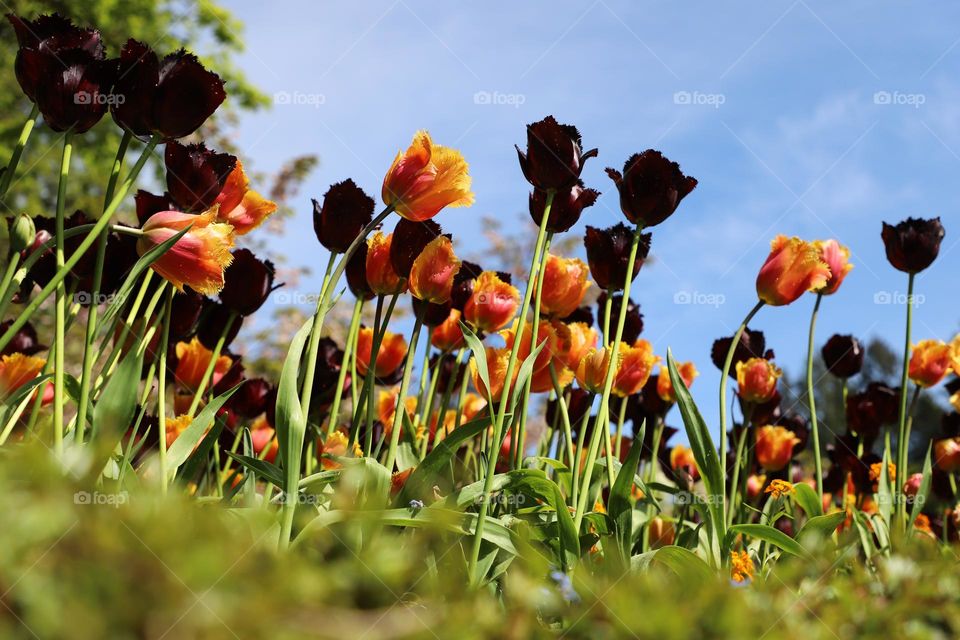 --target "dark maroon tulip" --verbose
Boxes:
[312,179,374,253]
[583,223,650,291]
[881,217,945,274]
[430,353,466,392]
[390,218,443,279]
[346,242,374,300]
[34,46,117,134]
[164,142,236,213]
[0,320,46,356]
[169,288,204,340]
[134,190,172,225]
[529,180,599,233]
[821,334,864,379]
[412,297,452,327]
[605,150,697,228]
[311,337,349,410]
[450,261,483,312]
[596,292,643,344]
[197,300,242,350]
[7,13,103,102]
[219,249,276,316]
[845,382,899,442]
[711,329,768,379]
[560,305,594,327]
[264,386,278,427]
[111,39,225,140]
[630,375,668,419]
[230,378,272,419]
[516,116,598,192]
